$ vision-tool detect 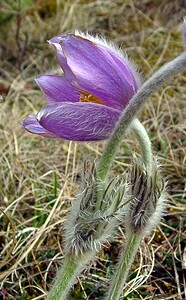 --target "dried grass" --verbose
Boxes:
[0,0,186,299]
